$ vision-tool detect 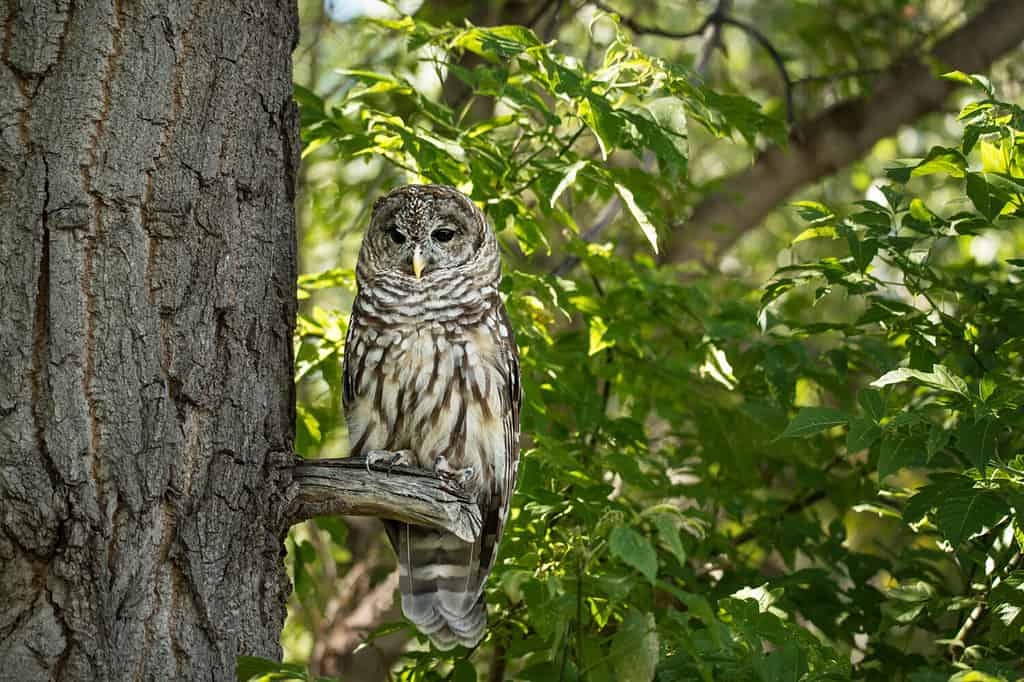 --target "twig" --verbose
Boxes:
[950,549,1023,660]
[286,456,483,542]
[716,15,794,125]
[549,149,654,277]
[550,197,622,276]
[591,1,795,123]
[730,489,828,546]
[544,0,567,42]
[590,0,712,40]
[696,0,731,76]
[525,1,555,30]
